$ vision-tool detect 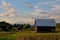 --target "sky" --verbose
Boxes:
[0,0,60,24]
